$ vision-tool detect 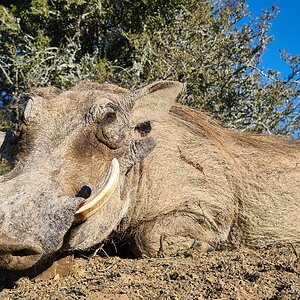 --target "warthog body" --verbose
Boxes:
[0,81,299,272]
